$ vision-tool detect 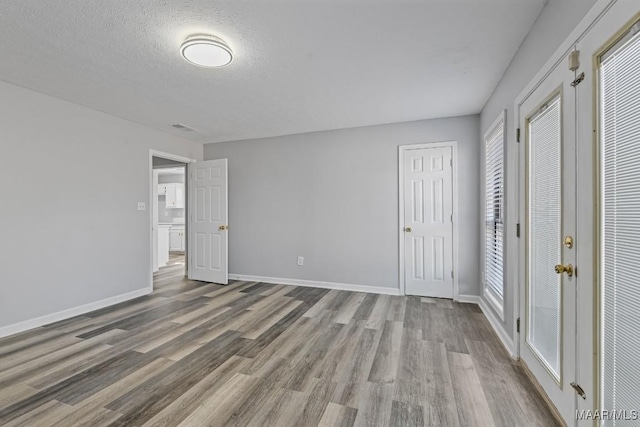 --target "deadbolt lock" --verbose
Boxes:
[564,236,574,249]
